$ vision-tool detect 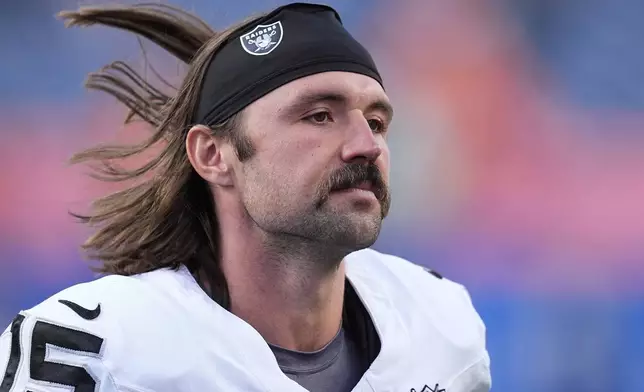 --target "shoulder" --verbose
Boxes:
[345,248,487,347]
[23,265,204,331]
[346,249,491,388]
[0,268,201,392]
[345,248,475,304]
[20,271,171,345]
[346,247,448,286]
[24,273,146,324]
